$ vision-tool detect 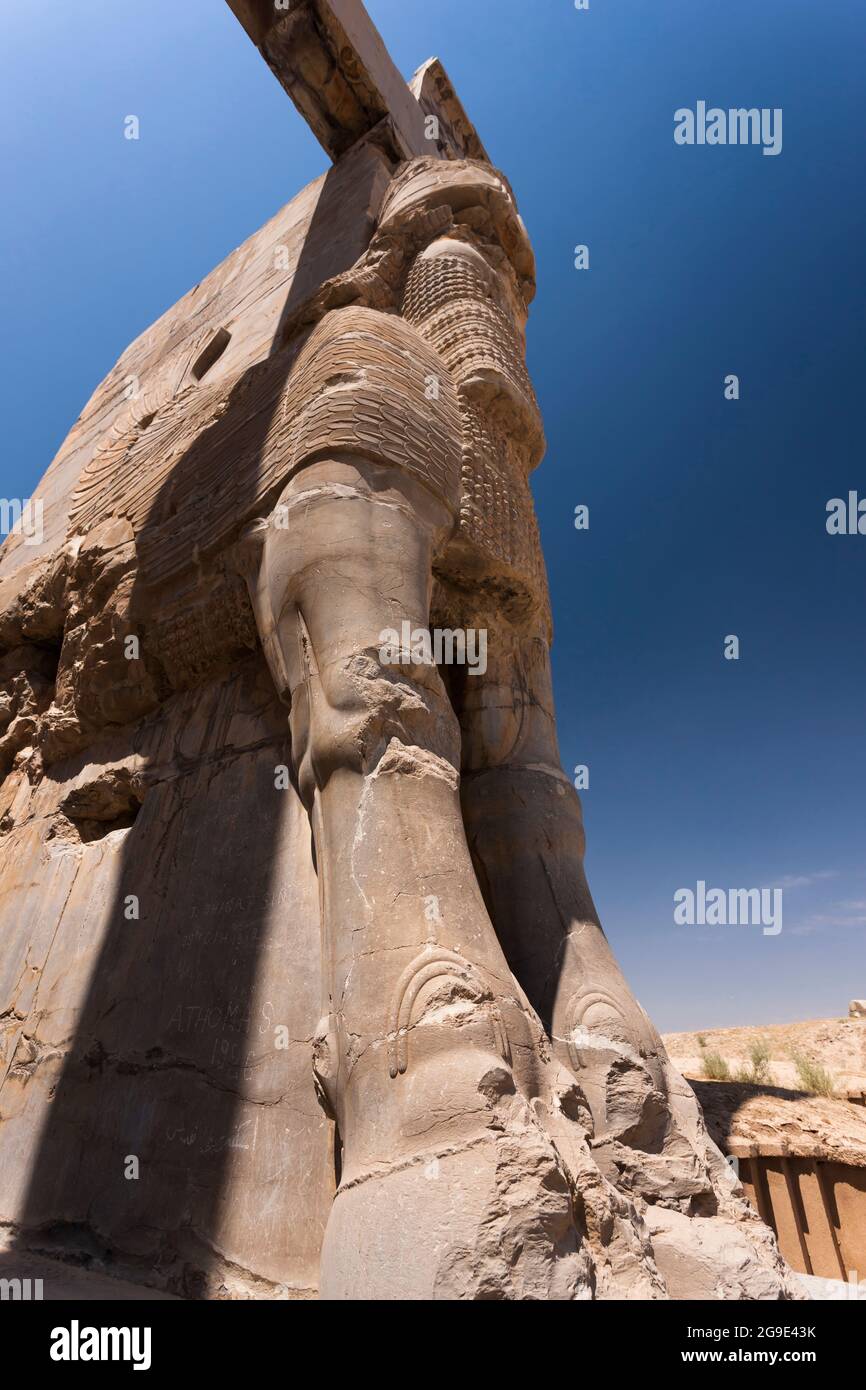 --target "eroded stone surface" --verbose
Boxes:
[0,0,799,1300]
